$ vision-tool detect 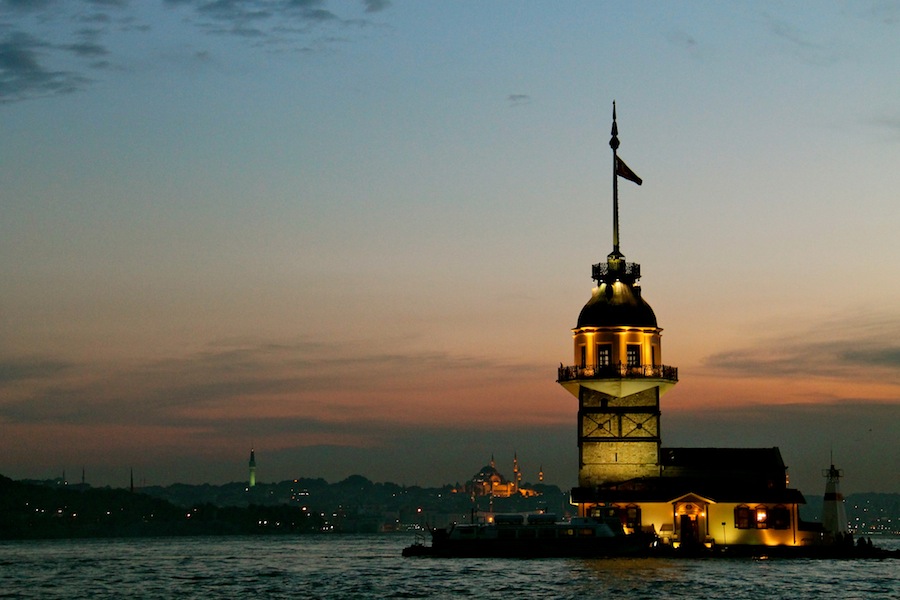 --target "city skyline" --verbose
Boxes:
[2,1,899,493]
